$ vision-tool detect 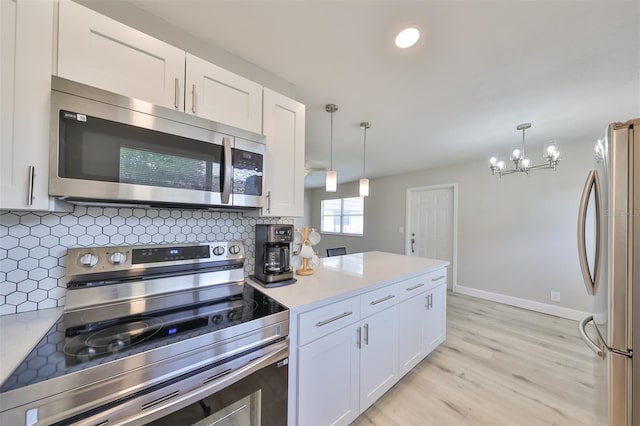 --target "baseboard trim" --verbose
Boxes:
[454,285,590,321]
